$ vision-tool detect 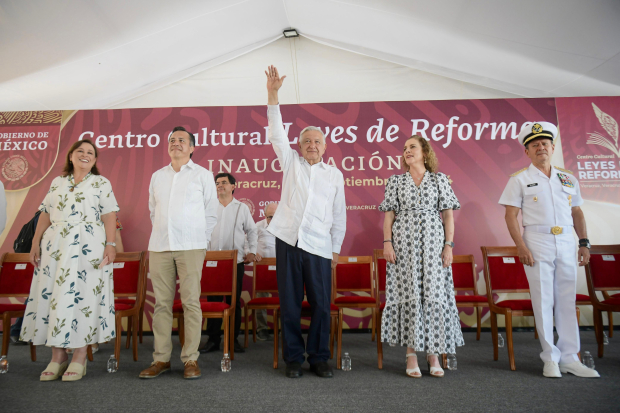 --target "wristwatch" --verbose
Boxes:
[444,241,454,248]
[106,242,117,247]
[578,238,590,249]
